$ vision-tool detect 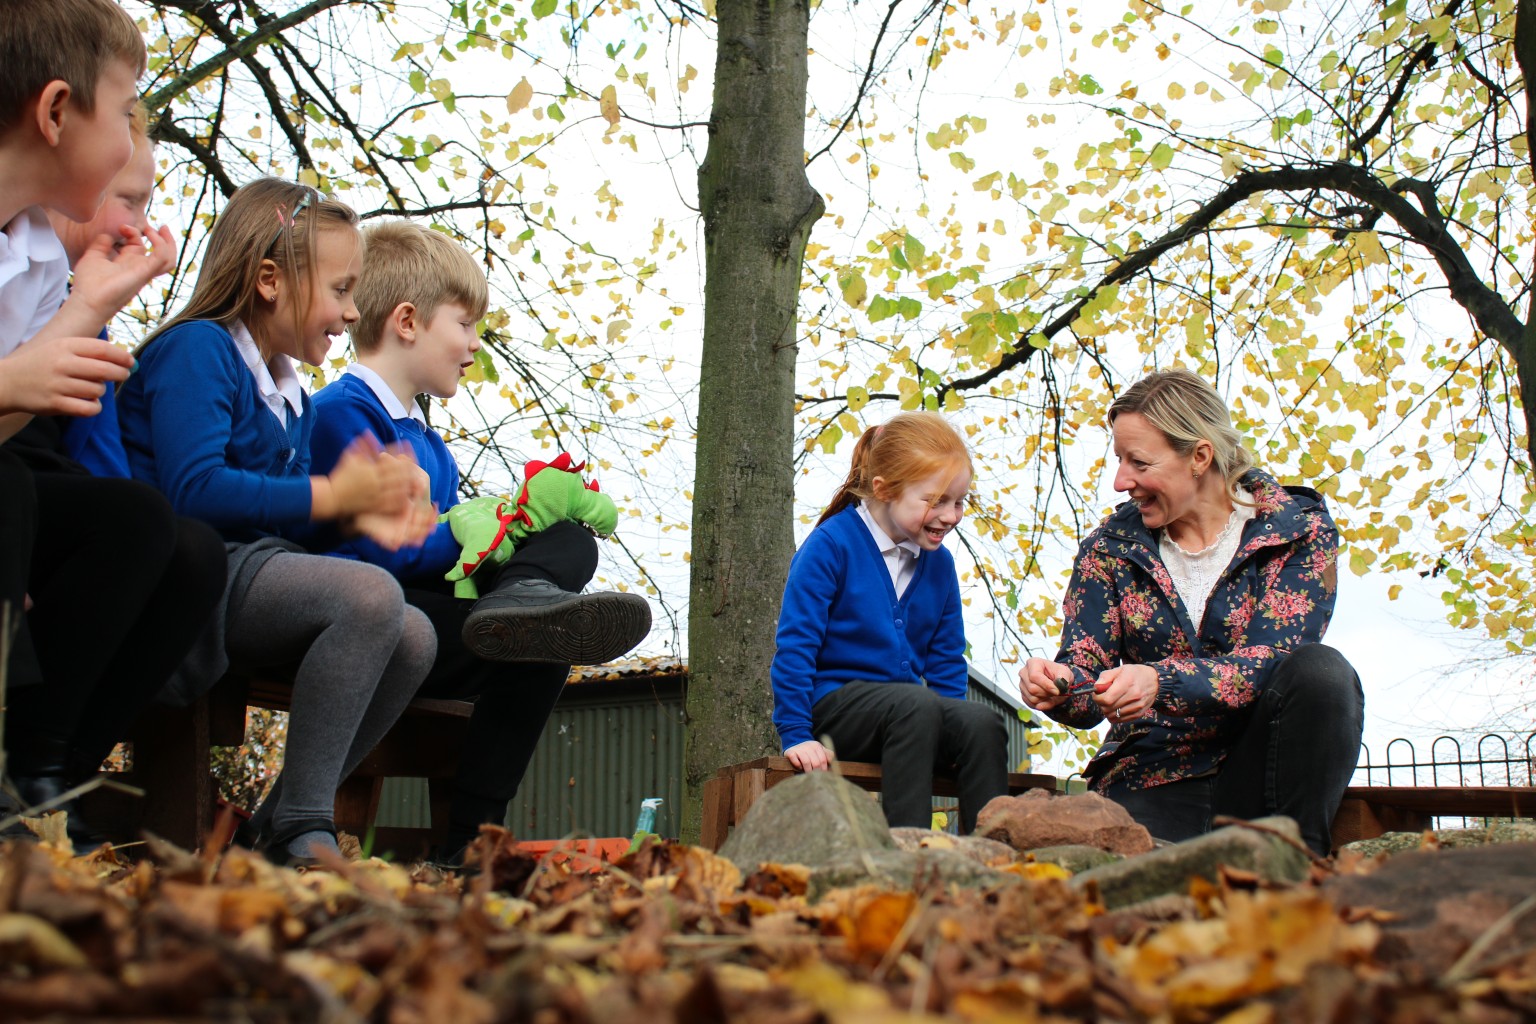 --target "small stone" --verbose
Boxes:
[888,828,1017,865]
[976,789,1154,856]
[1025,844,1123,874]
[806,848,1018,901]
[1072,816,1311,910]
[718,772,894,872]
